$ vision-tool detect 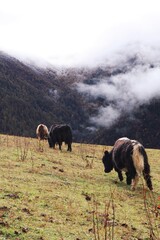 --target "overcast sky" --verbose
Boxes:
[1,0,160,128]
[1,0,160,66]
